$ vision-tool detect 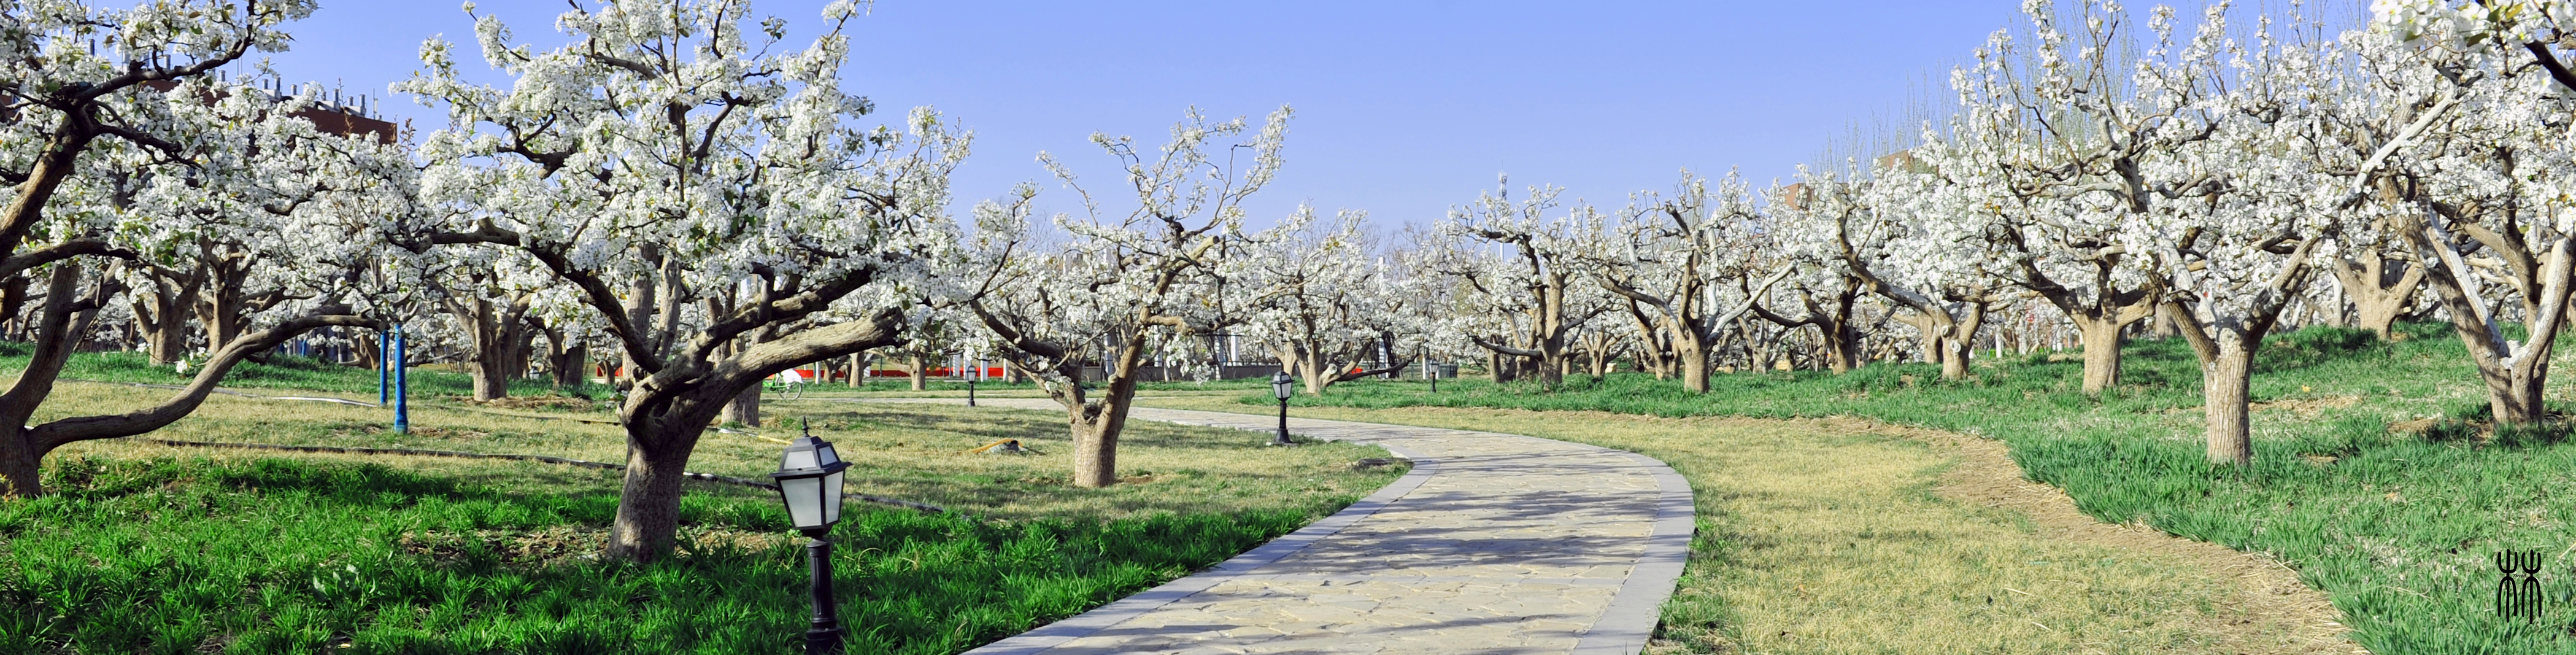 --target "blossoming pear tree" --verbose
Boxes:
[1920,0,2231,395]
[1433,178,1613,387]
[964,107,1287,488]
[400,0,963,561]
[1588,170,1788,392]
[1238,207,1424,395]
[2373,1,2576,425]
[0,0,415,497]
[1773,161,1997,381]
